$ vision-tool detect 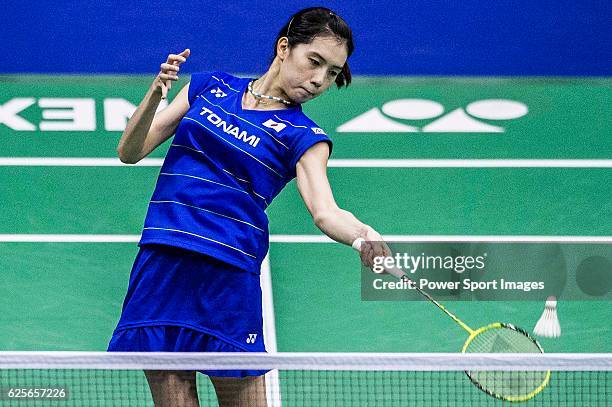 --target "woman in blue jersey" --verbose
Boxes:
[109,7,389,407]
